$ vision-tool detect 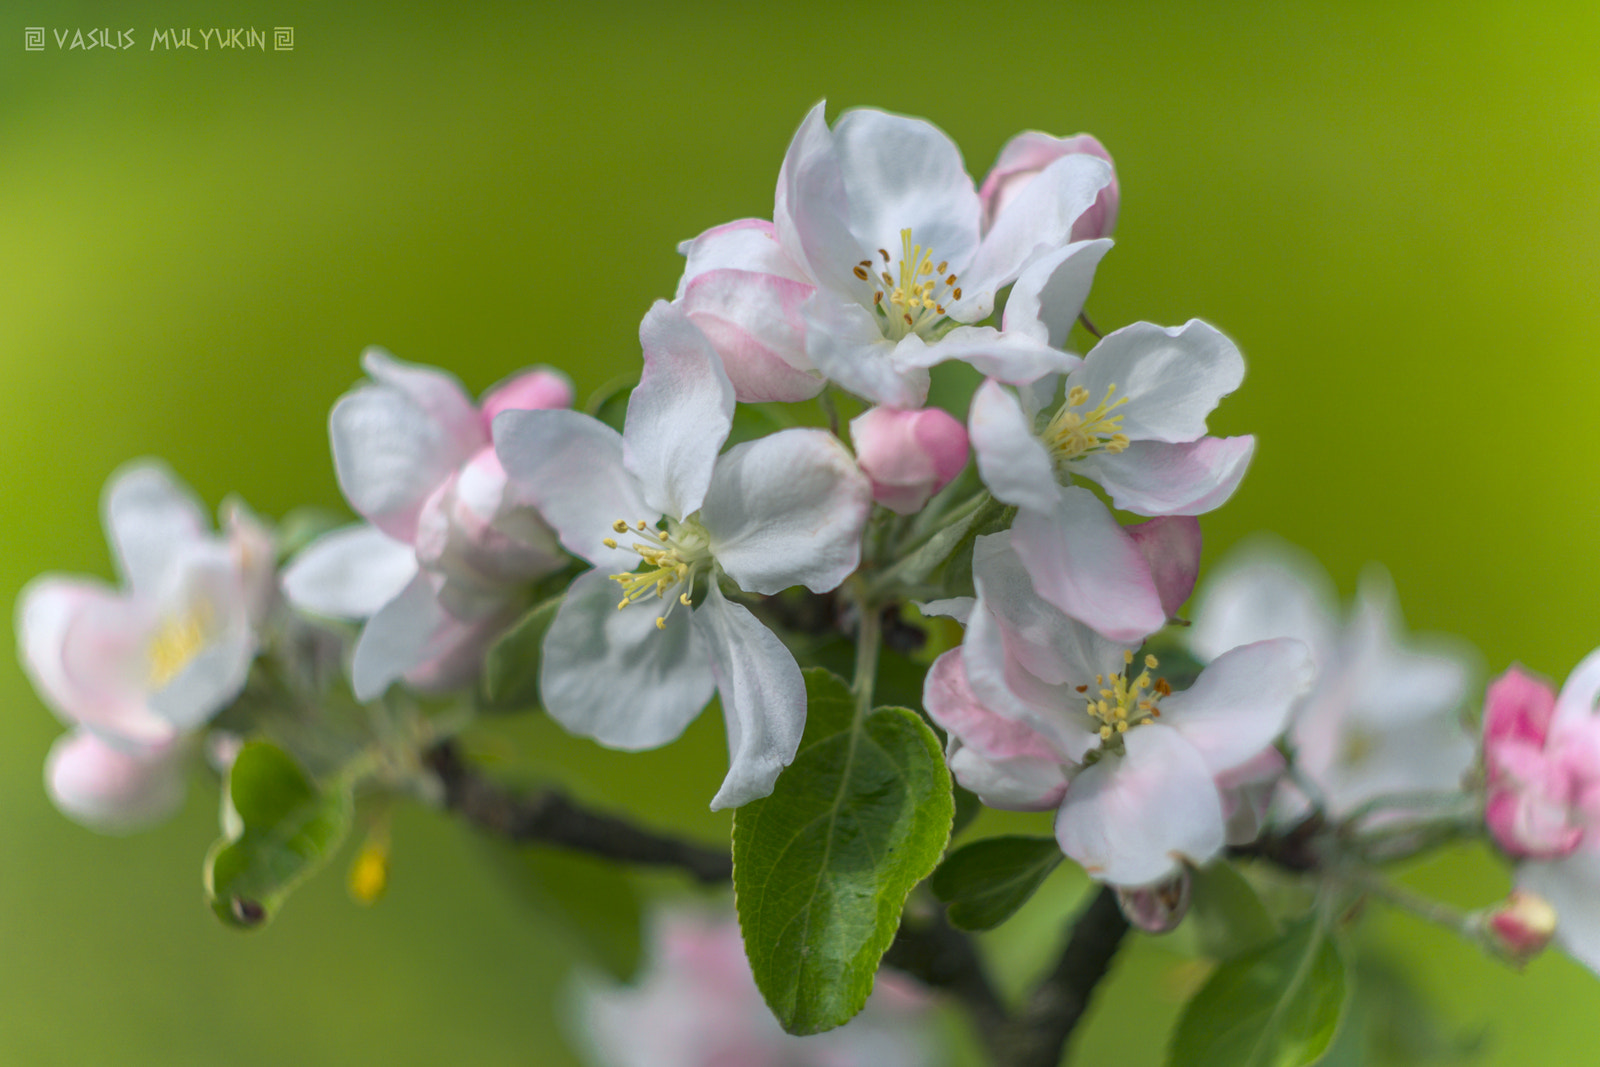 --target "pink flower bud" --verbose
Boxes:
[979,132,1119,241]
[849,406,969,515]
[1114,870,1192,934]
[1484,890,1557,966]
[479,367,573,428]
[45,731,187,835]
